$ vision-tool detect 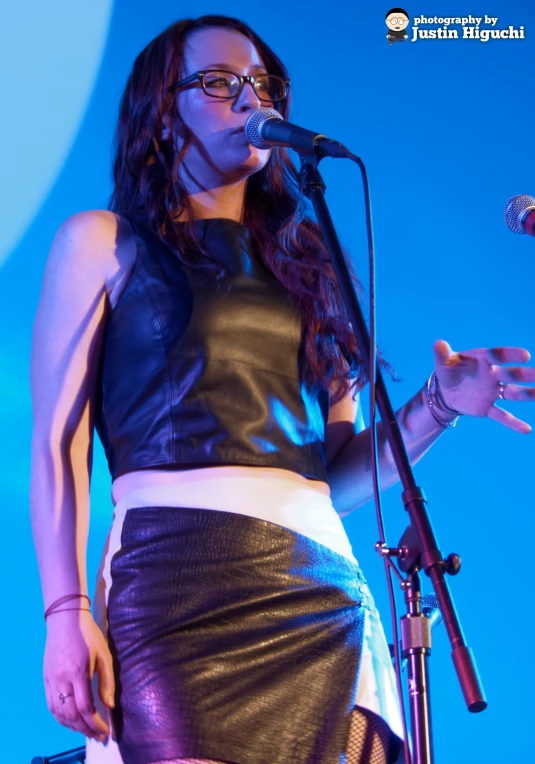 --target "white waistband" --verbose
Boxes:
[112,474,357,564]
